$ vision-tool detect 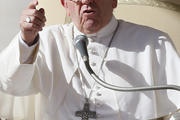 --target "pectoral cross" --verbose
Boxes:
[75,98,97,120]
